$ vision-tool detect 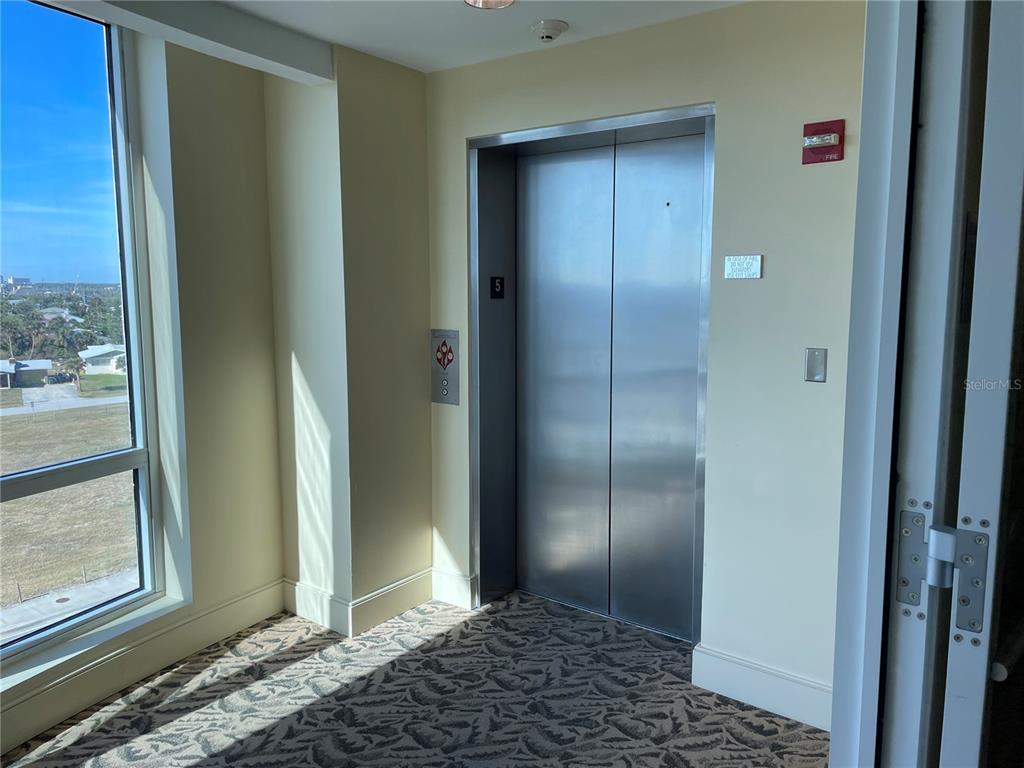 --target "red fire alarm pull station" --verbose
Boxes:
[803,119,845,164]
